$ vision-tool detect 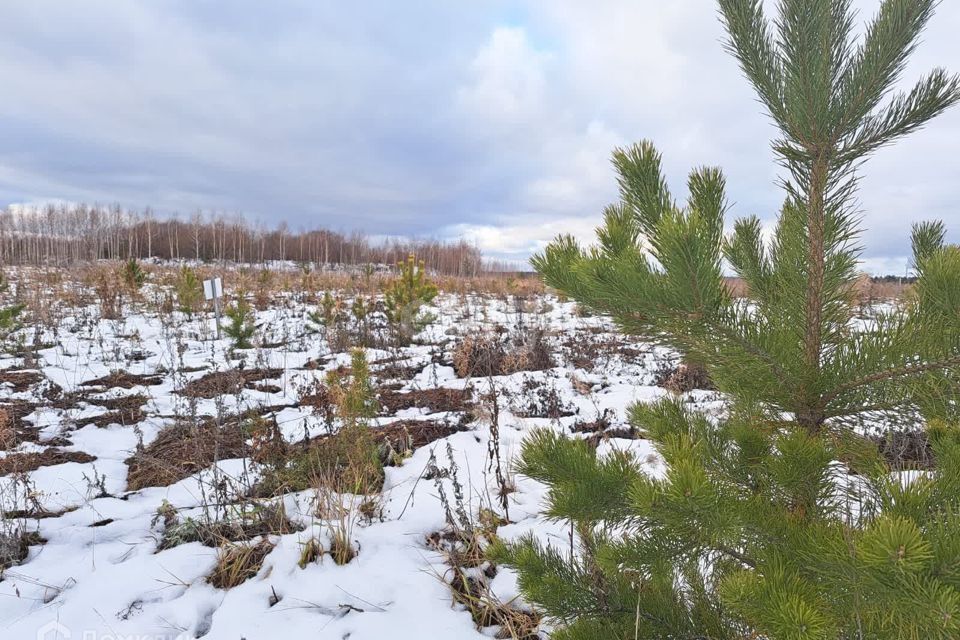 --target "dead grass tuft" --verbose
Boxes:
[207,538,274,589]
[453,328,554,378]
[156,500,299,551]
[657,362,714,394]
[0,530,45,575]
